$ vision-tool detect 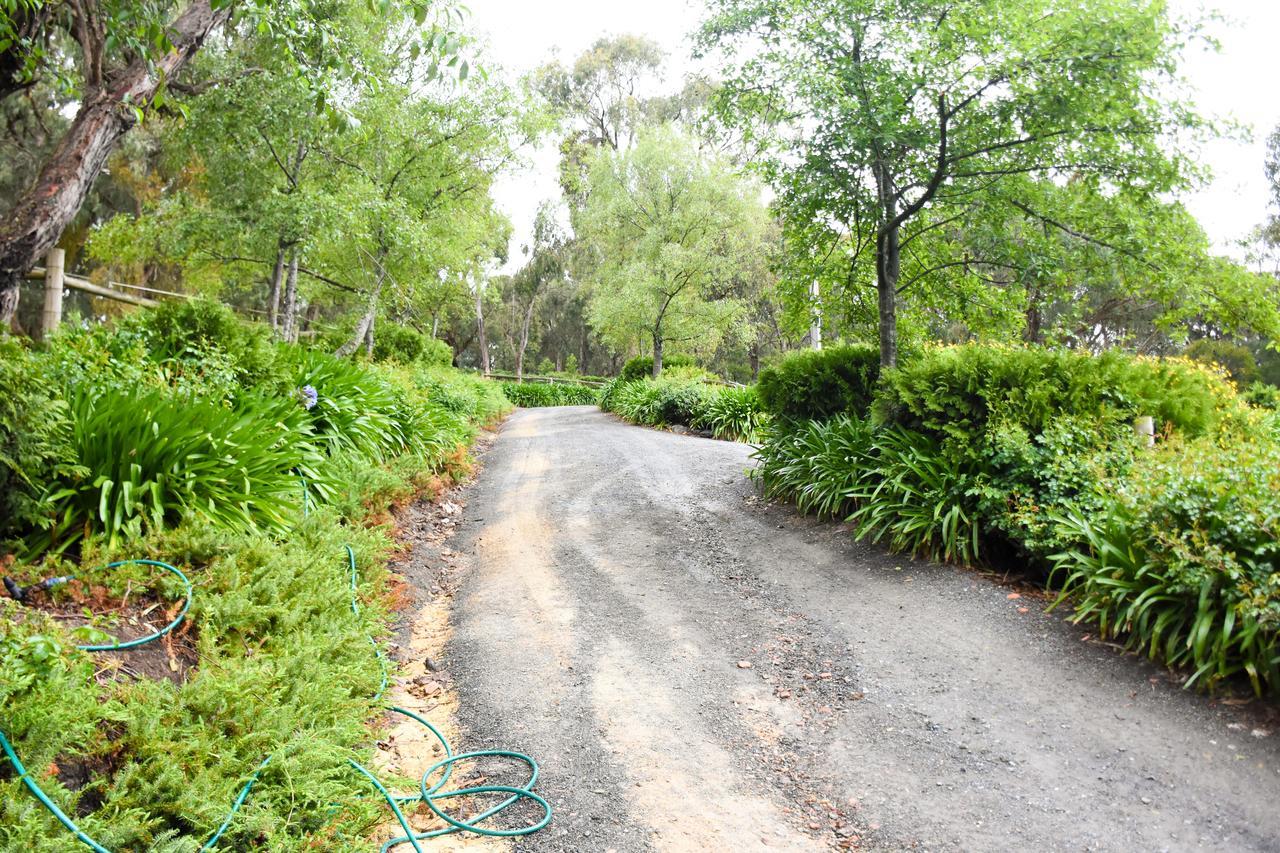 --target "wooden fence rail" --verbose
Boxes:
[484,371,609,388]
